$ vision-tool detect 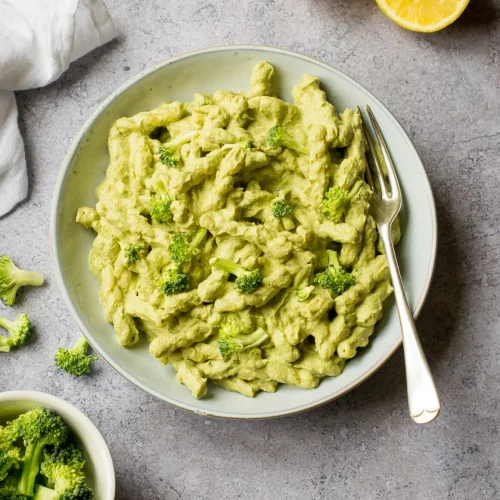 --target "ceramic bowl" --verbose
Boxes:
[51,46,437,419]
[0,391,115,498]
